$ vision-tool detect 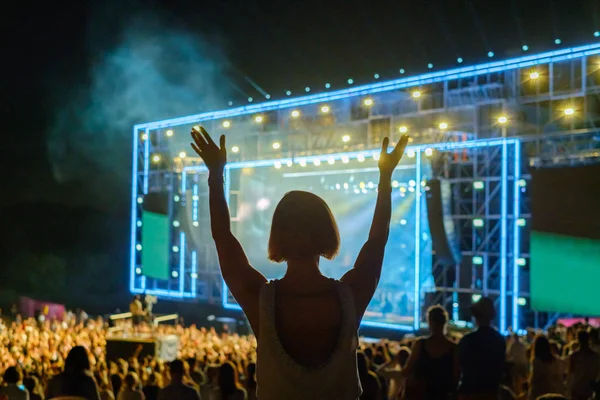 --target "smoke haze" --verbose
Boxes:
[47,6,232,210]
